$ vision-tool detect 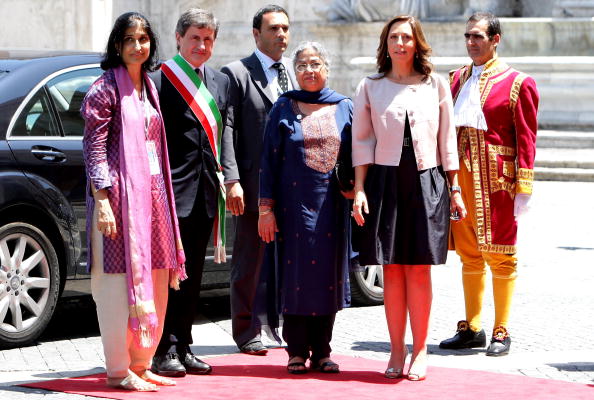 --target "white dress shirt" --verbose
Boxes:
[254,48,293,101]
[454,64,488,130]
